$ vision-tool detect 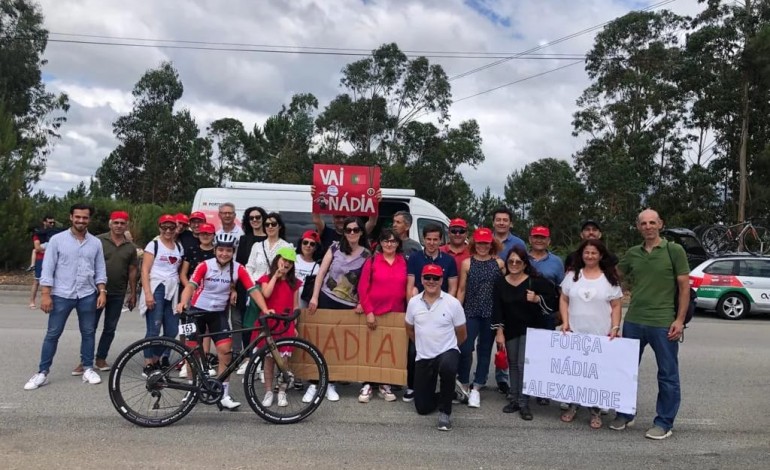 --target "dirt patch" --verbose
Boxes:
[0,270,34,285]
